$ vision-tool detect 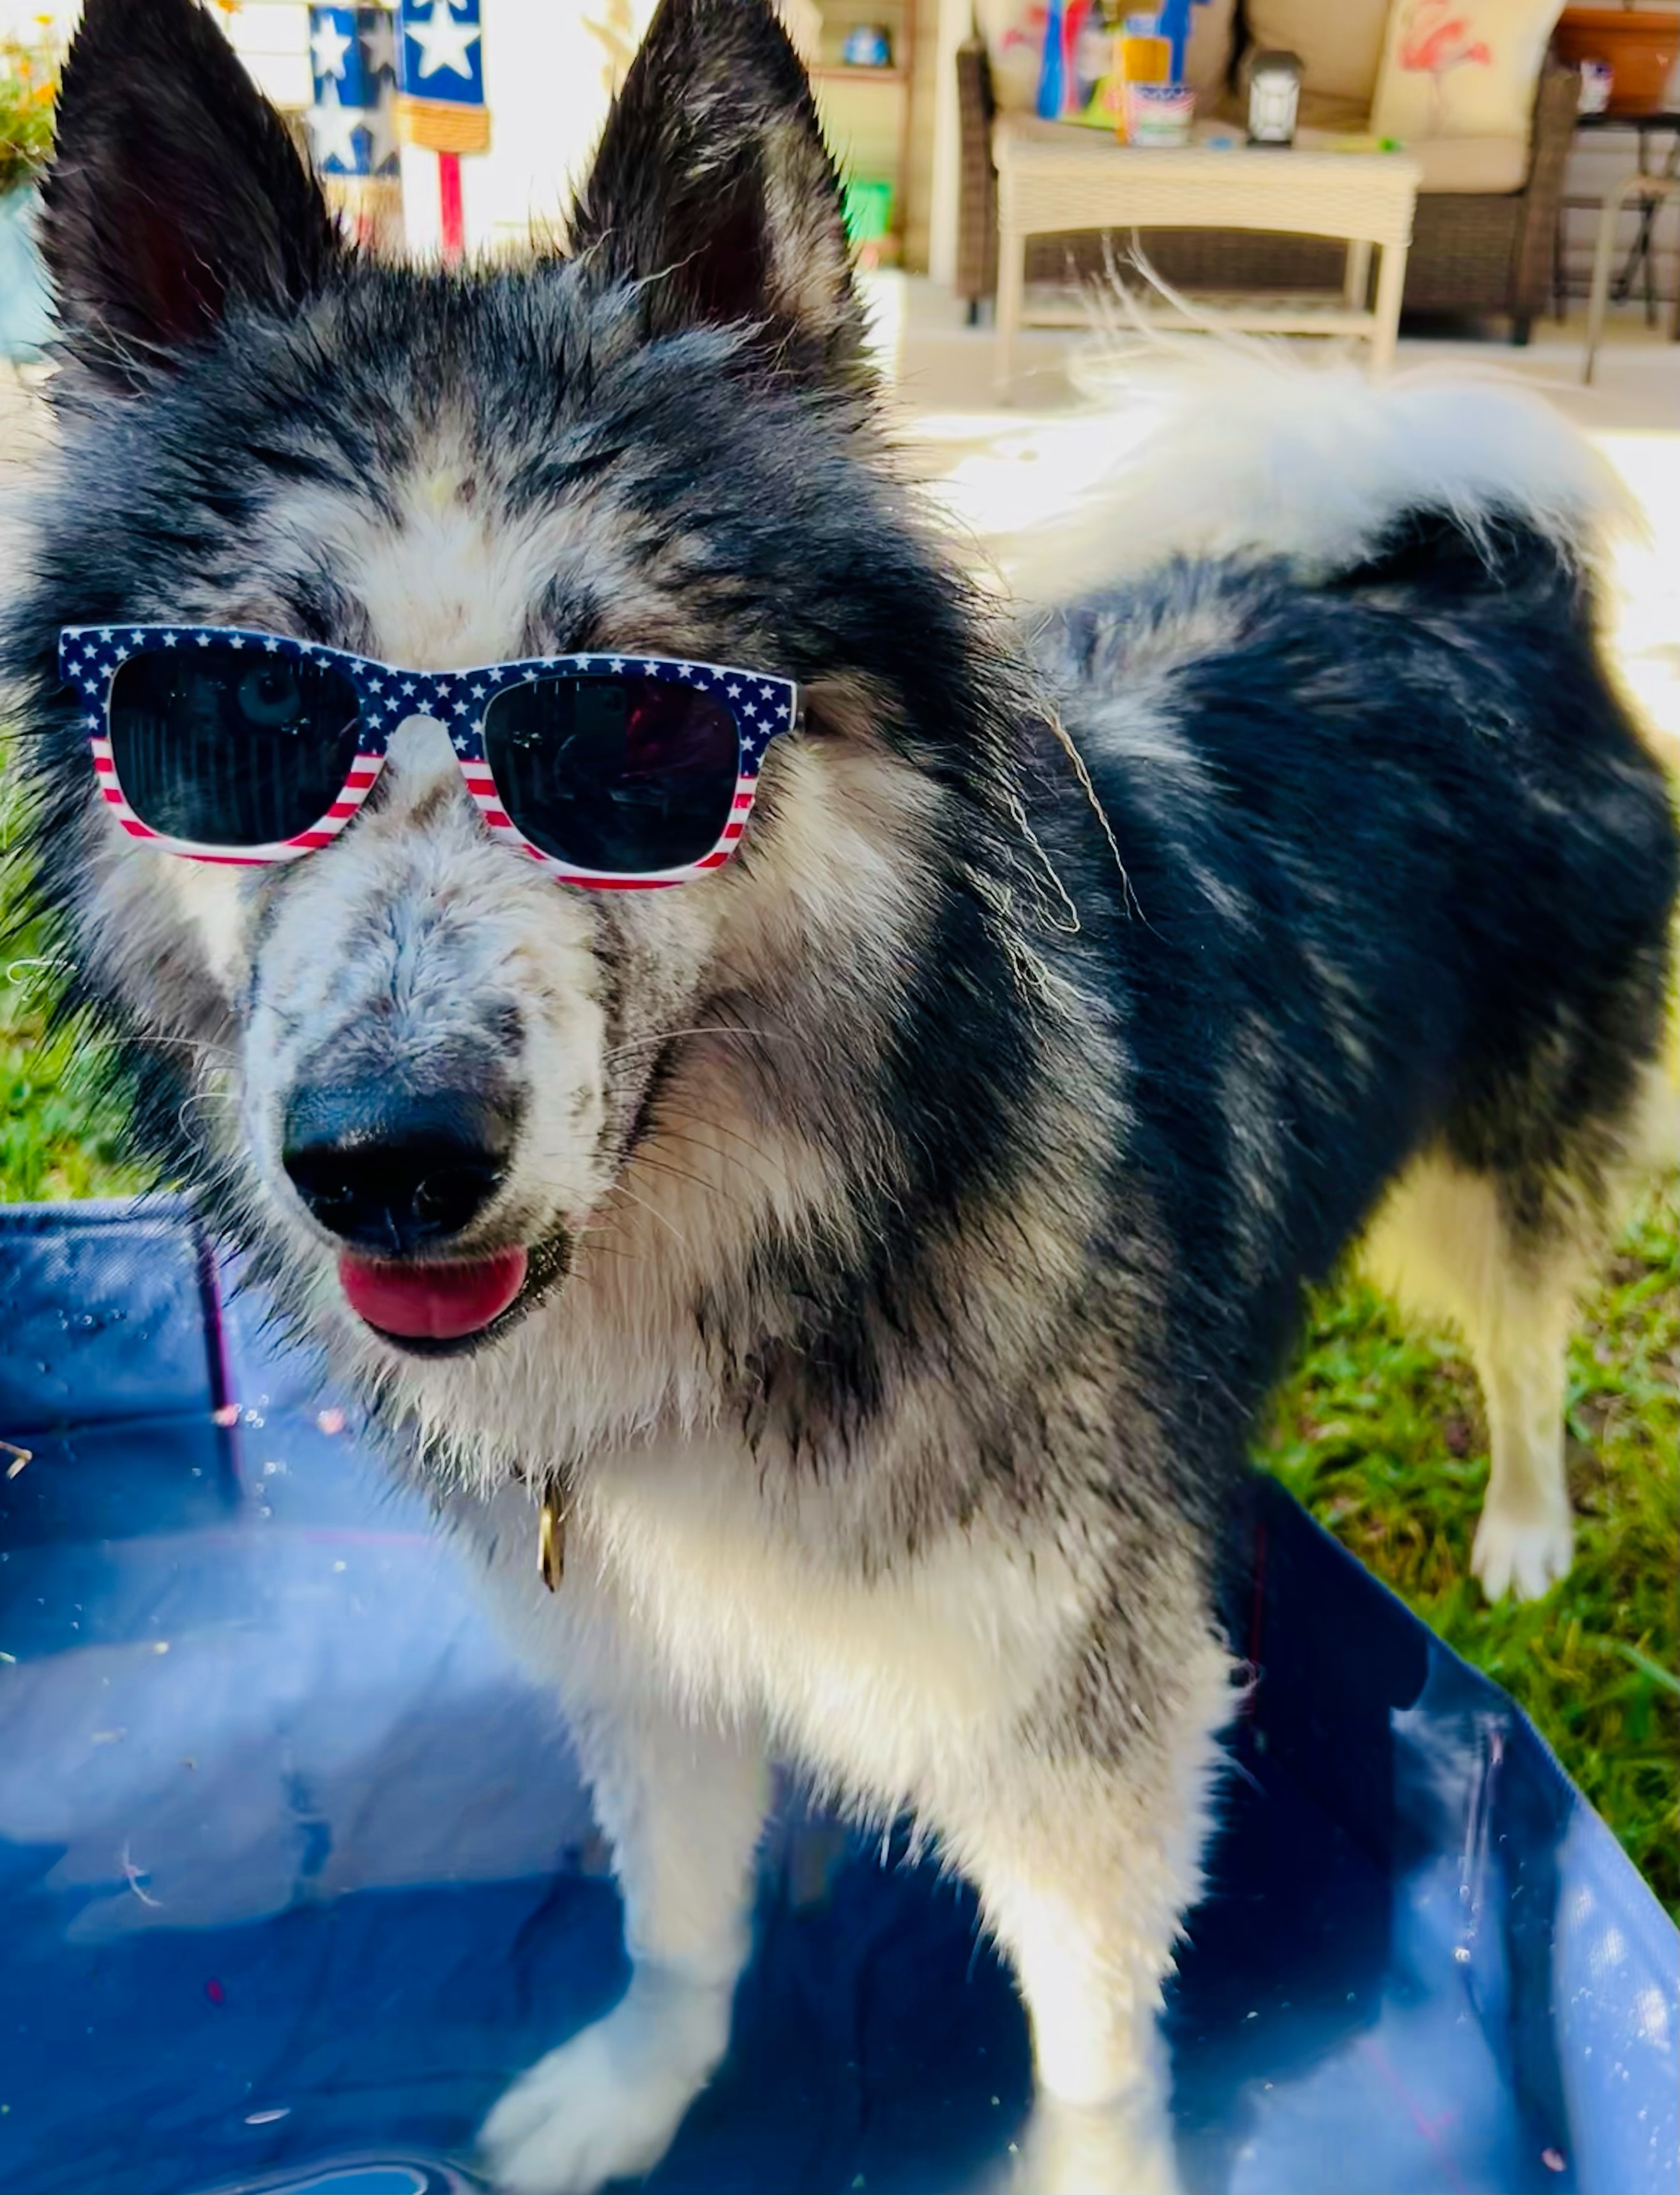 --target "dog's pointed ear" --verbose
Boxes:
[570,0,866,384]
[39,0,338,390]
